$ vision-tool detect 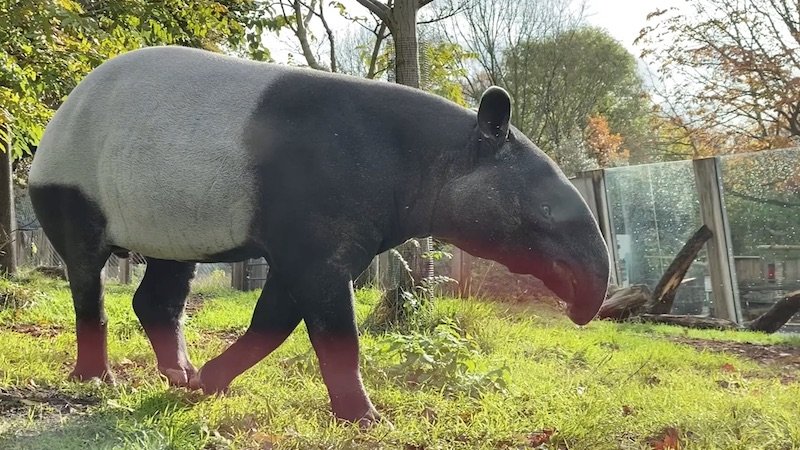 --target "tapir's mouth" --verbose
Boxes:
[504,254,608,326]
[543,260,604,326]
